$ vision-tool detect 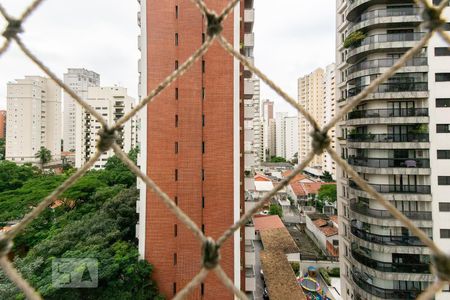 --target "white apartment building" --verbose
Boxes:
[6,76,61,164]
[63,68,100,152]
[262,99,275,160]
[298,68,325,169]
[275,112,288,158]
[75,86,136,169]
[336,1,450,299]
[285,116,299,161]
[323,63,337,178]
[244,78,263,171]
